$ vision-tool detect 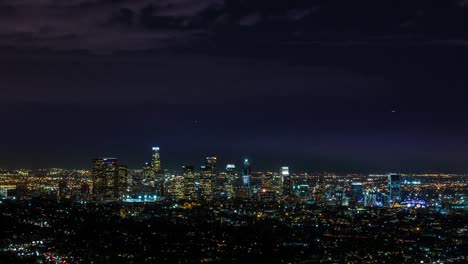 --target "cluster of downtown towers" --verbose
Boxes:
[91,147,289,201]
[91,147,402,205]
